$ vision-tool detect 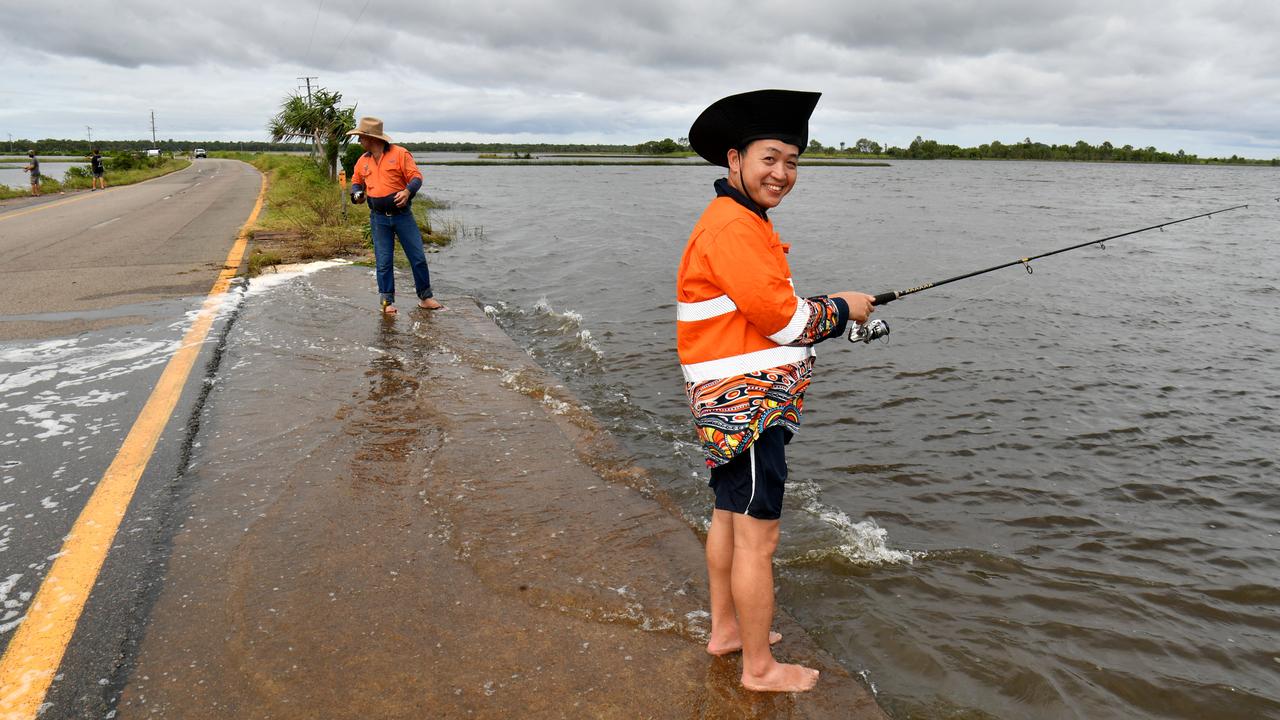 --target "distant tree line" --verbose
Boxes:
[7,139,309,155]
[401,141,644,154]
[15,135,1277,167]
[801,135,1279,166]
